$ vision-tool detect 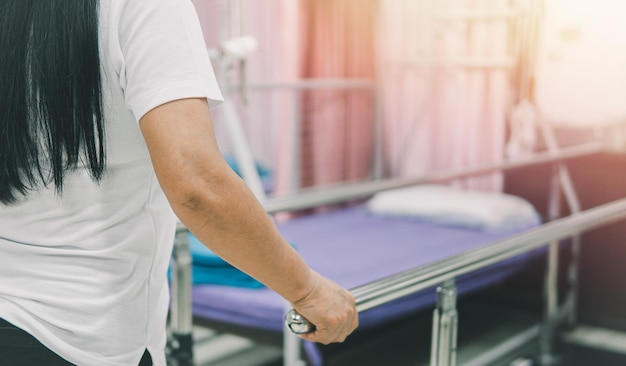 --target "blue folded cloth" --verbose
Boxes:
[185,233,263,288]
[188,233,232,267]
[223,155,275,194]
[169,233,297,289]
[191,265,264,288]
[223,155,273,180]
